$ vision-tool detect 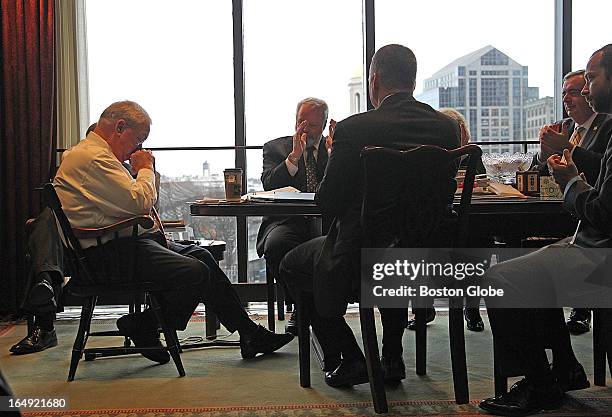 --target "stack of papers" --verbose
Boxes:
[246,186,315,203]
